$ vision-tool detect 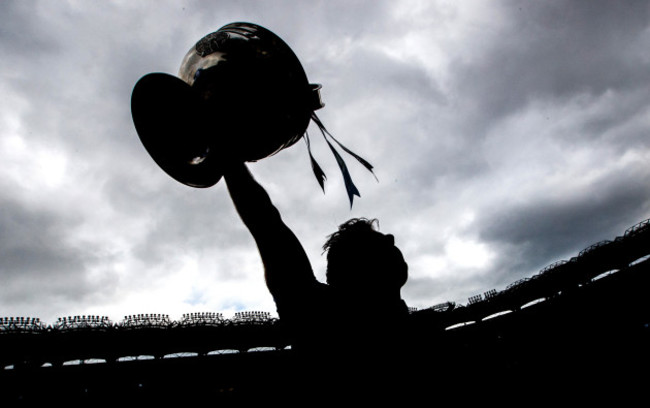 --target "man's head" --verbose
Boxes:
[323,218,408,294]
